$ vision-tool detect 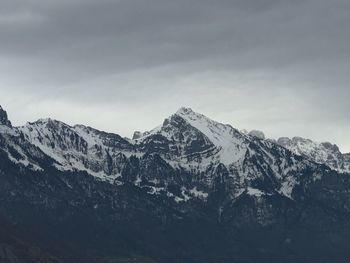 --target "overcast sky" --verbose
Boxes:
[0,0,349,152]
